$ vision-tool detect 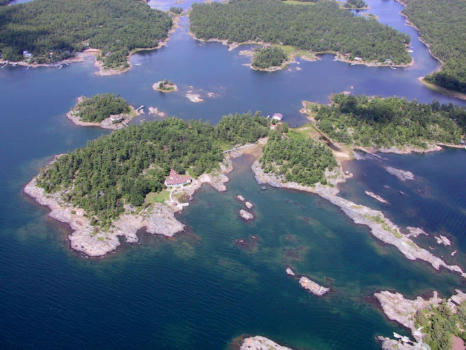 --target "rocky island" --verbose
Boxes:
[66,94,141,129]
[152,80,178,93]
[239,336,292,350]
[25,114,270,257]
